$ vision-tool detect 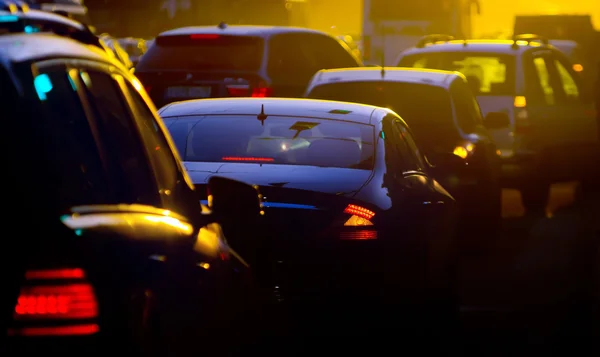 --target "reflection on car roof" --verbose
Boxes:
[0,9,86,30]
[402,40,538,55]
[313,67,461,89]
[0,33,115,65]
[158,98,379,125]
